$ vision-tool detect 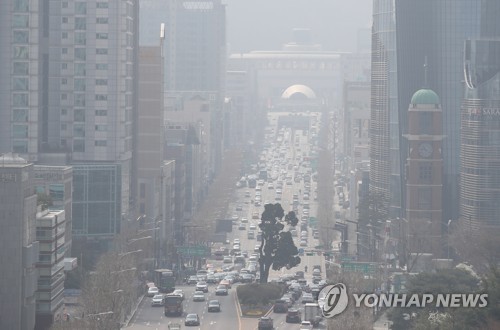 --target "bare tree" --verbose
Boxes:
[317,112,336,250]
[326,272,374,330]
[190,148,243,239]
